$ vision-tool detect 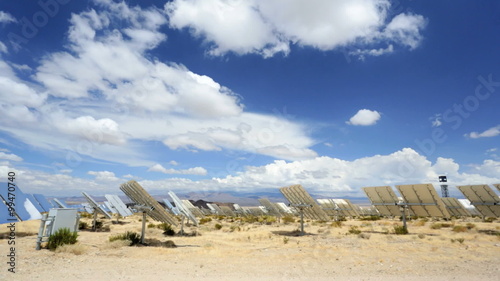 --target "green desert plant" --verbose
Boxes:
[331,221,343,228]
[229,225,241,232]
[214,223,223,230]
[430,223,443,230]
[79,212,92,219]
[465,223,476,230]
[109,231,141,246]
[358,233,371,239]
[93,220,103,230]
[78,221,88,230]
[282,215,295,224]
[393,225,408,235]
[242,215,259,223]
[157,223,175,236]
[348,226,361,235]
[47,228,78,250]
[452,225,468,233]
[359,216,381,221]
[260,216,276,225]
[199,217,212,224]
